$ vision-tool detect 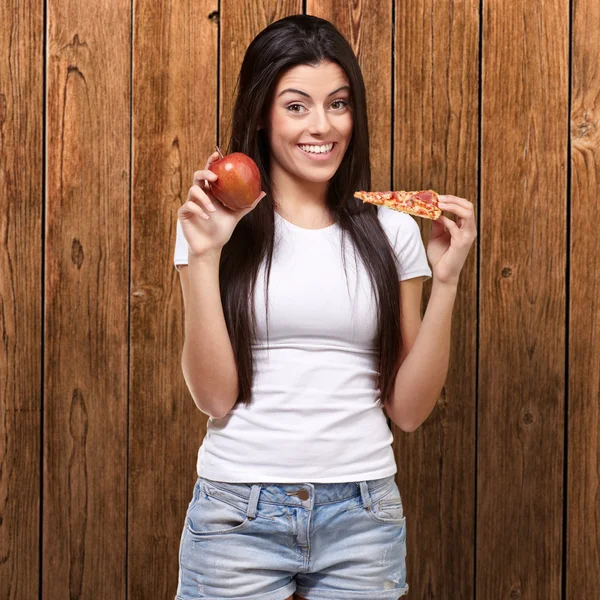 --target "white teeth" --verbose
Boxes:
[299,143,333,154]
